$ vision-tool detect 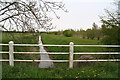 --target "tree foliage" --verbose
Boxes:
[63,29,74,37]
[79,29,86,38]
[100,1,120,44]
